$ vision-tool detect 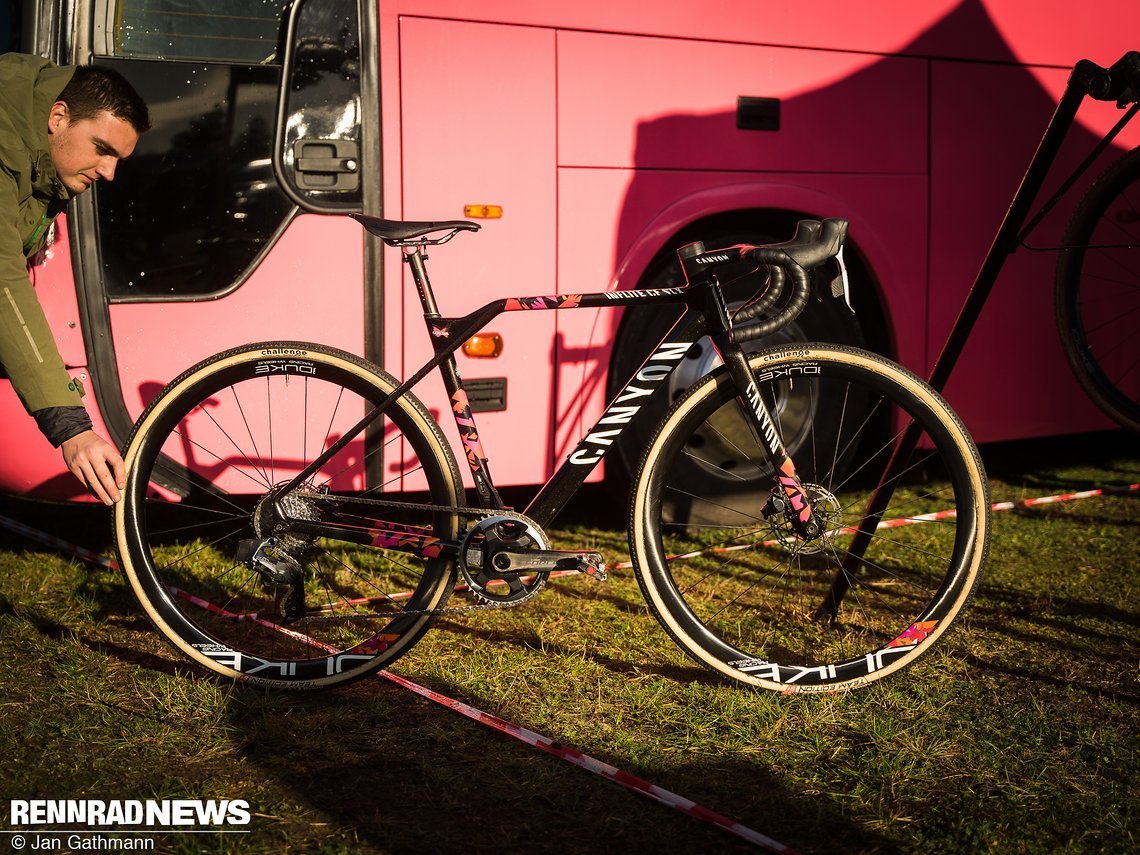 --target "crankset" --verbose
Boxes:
[458,513,607,606]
